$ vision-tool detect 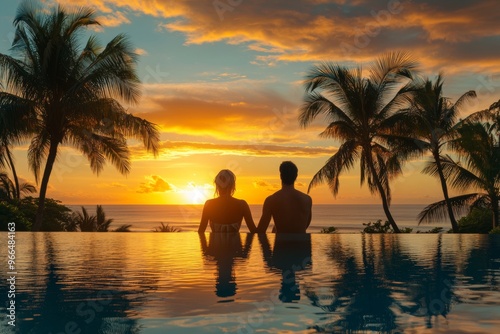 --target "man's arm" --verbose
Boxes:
[306,196,312,229]
[257,197,272,233]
